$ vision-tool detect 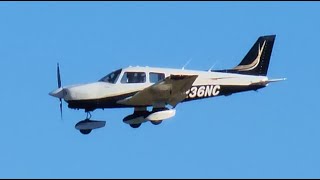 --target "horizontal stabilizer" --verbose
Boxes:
[250,78,286,86]
[266,78,287,83]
